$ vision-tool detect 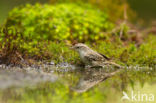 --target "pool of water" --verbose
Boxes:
[0,64,155,103]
